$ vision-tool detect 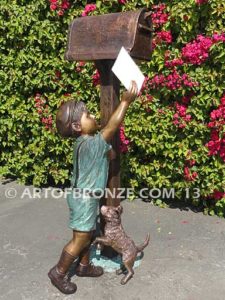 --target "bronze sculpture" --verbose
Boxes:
[93,205,150,285]
[48,82,138,294]
[48,7,153,294]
